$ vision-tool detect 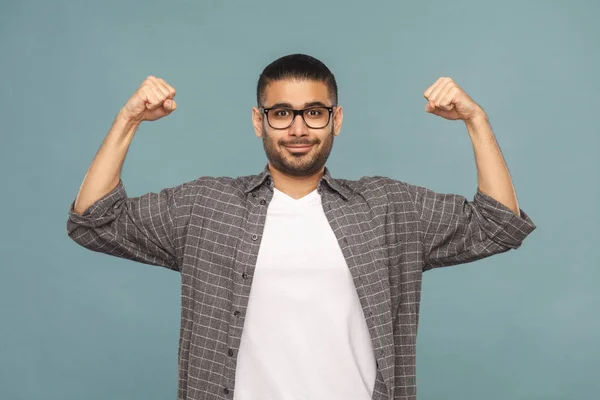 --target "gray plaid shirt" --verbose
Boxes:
[67,165,536,400]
